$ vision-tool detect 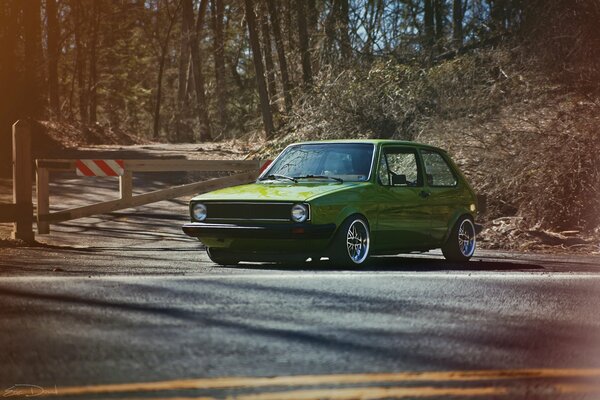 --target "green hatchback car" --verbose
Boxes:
[182,140,480,266]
